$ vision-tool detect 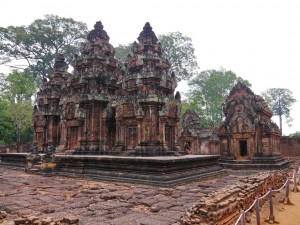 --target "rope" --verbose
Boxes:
[259,190,271,200]
[273,179,289,192]
[235,177,291,224]
[245,199,258,213]
[234,213,243,225]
